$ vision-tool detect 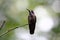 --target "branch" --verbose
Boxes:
[0,21,6,30]
[0,24,28,37]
